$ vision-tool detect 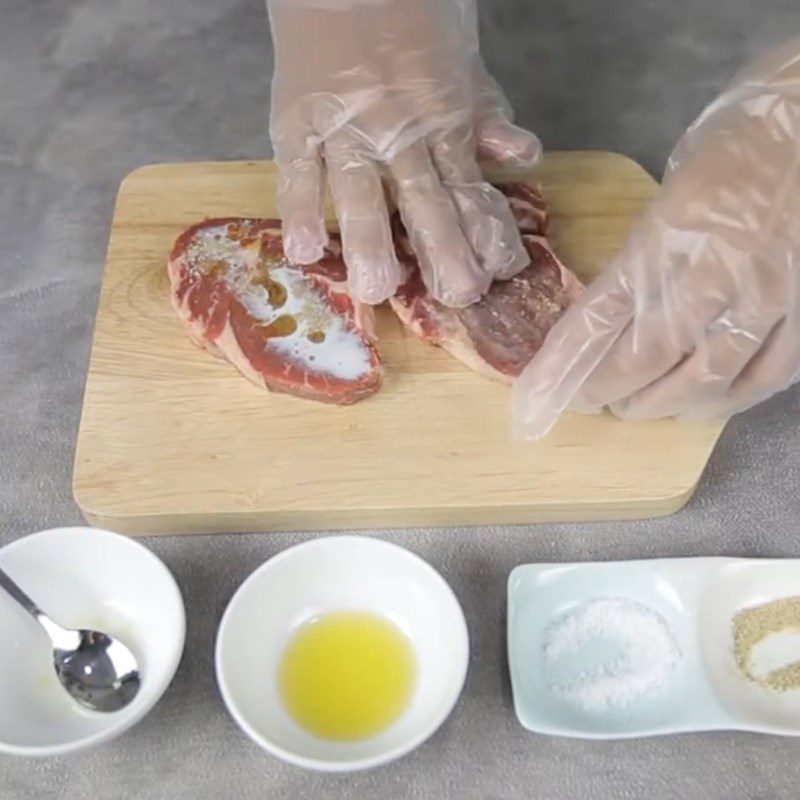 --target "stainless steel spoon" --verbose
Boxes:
[0,567,141,712]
